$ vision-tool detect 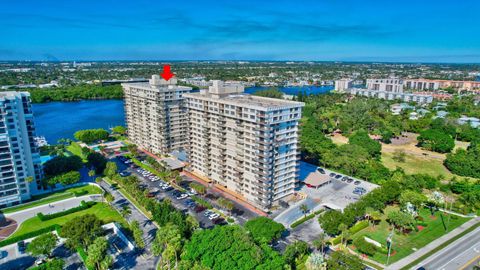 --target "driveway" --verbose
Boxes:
[5,194,99,225]
[99,181,159,270]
